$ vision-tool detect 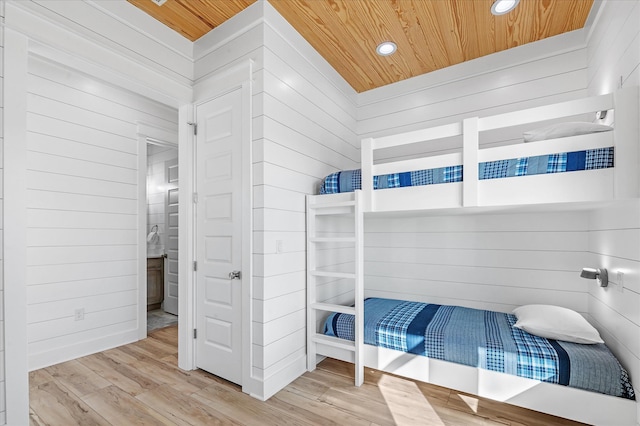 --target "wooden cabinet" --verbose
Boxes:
[147,257,164,311]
